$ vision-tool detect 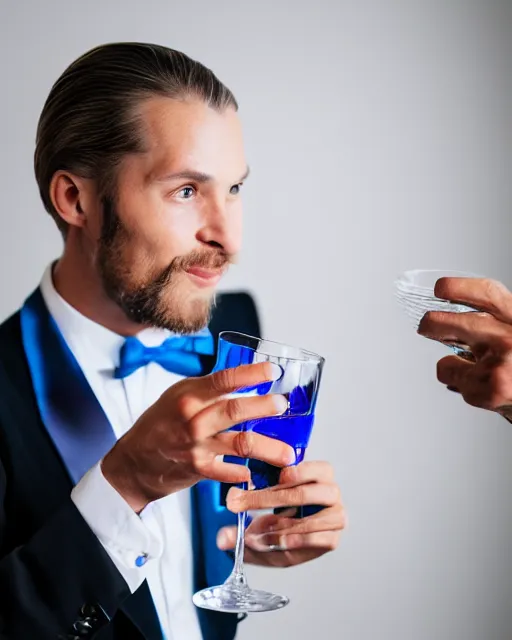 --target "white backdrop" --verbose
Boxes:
[1,1,511,638]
